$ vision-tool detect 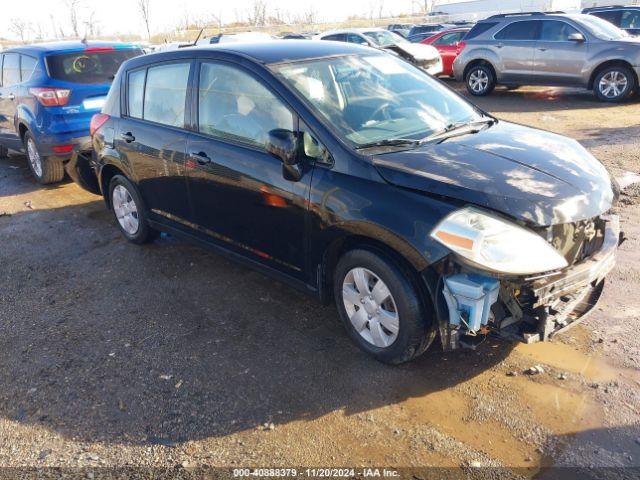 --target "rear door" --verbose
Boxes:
[0,53,22,150]
[492,20,539,82]
[185,60,314,278]
[116,60,193,224]
[533,20,587,85]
